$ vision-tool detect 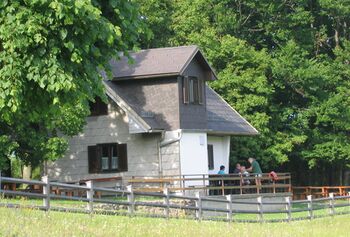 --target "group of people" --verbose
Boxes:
[217,157,263,186]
